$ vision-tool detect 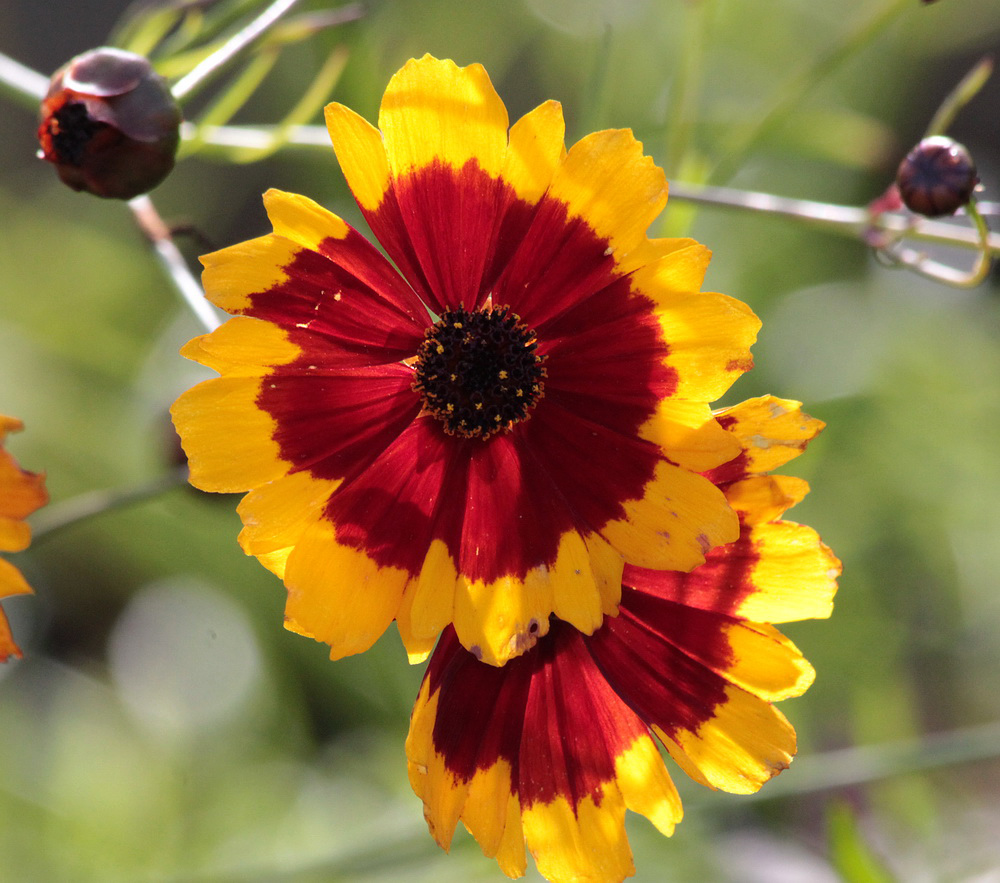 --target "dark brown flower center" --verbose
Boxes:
[413,306,546,439]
